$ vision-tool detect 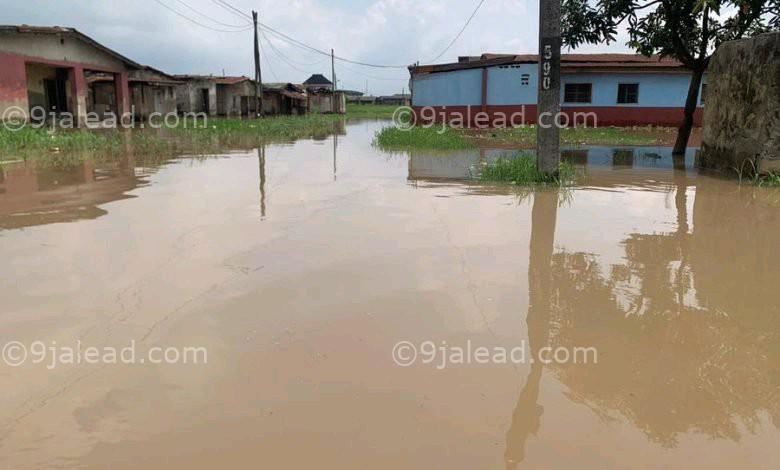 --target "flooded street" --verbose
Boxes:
[1,120,779,469]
